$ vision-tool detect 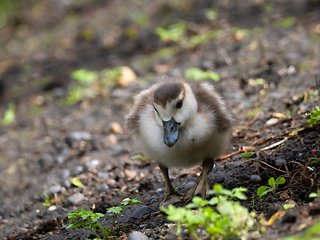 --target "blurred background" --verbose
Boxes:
[0,0,320,238]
